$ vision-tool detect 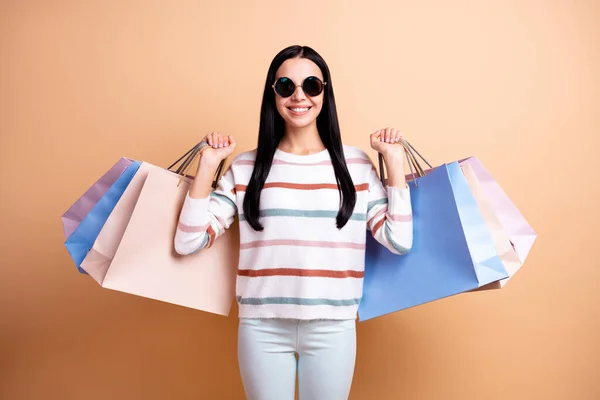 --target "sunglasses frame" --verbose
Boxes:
[272,76,327,98]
